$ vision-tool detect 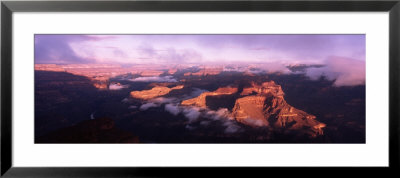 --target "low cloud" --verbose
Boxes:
[258,62,292,74]
[191,88,208,97]
[137,97,243,133]
[222,58,364,87]
[130,76,177,83]
[164,103,180,116]
[138,97,178,111]
[223,121,241,133]
[128,105,138,109]
[306,56,365,86]
[205,108,234,120]
[136,93,243,133]
[139,103,158,110]
[182,107,201,123]
[222,62,291,75]
[121,98,130,103]
[182,88,209,100]
[206,108,241,133]
[109,83,129,90]
[240,117,265,127]
[150,97,178,104]
[162,103,243,133]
